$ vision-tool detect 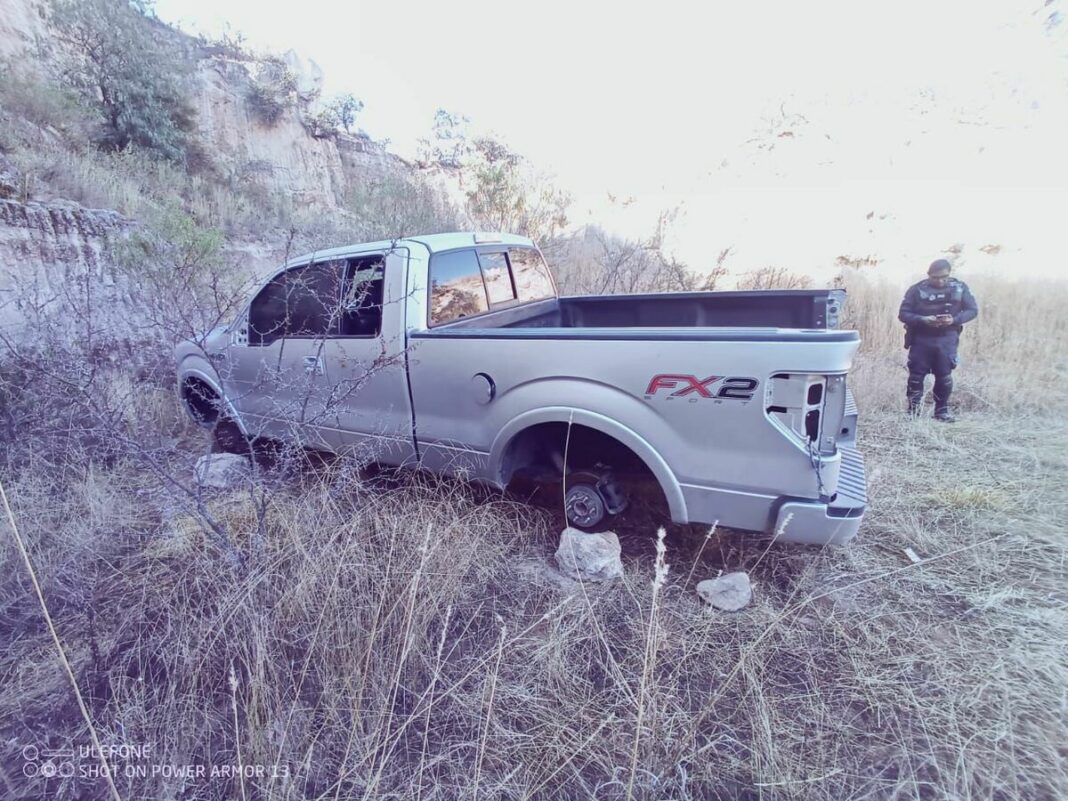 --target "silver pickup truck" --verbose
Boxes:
[175,232,866,544]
